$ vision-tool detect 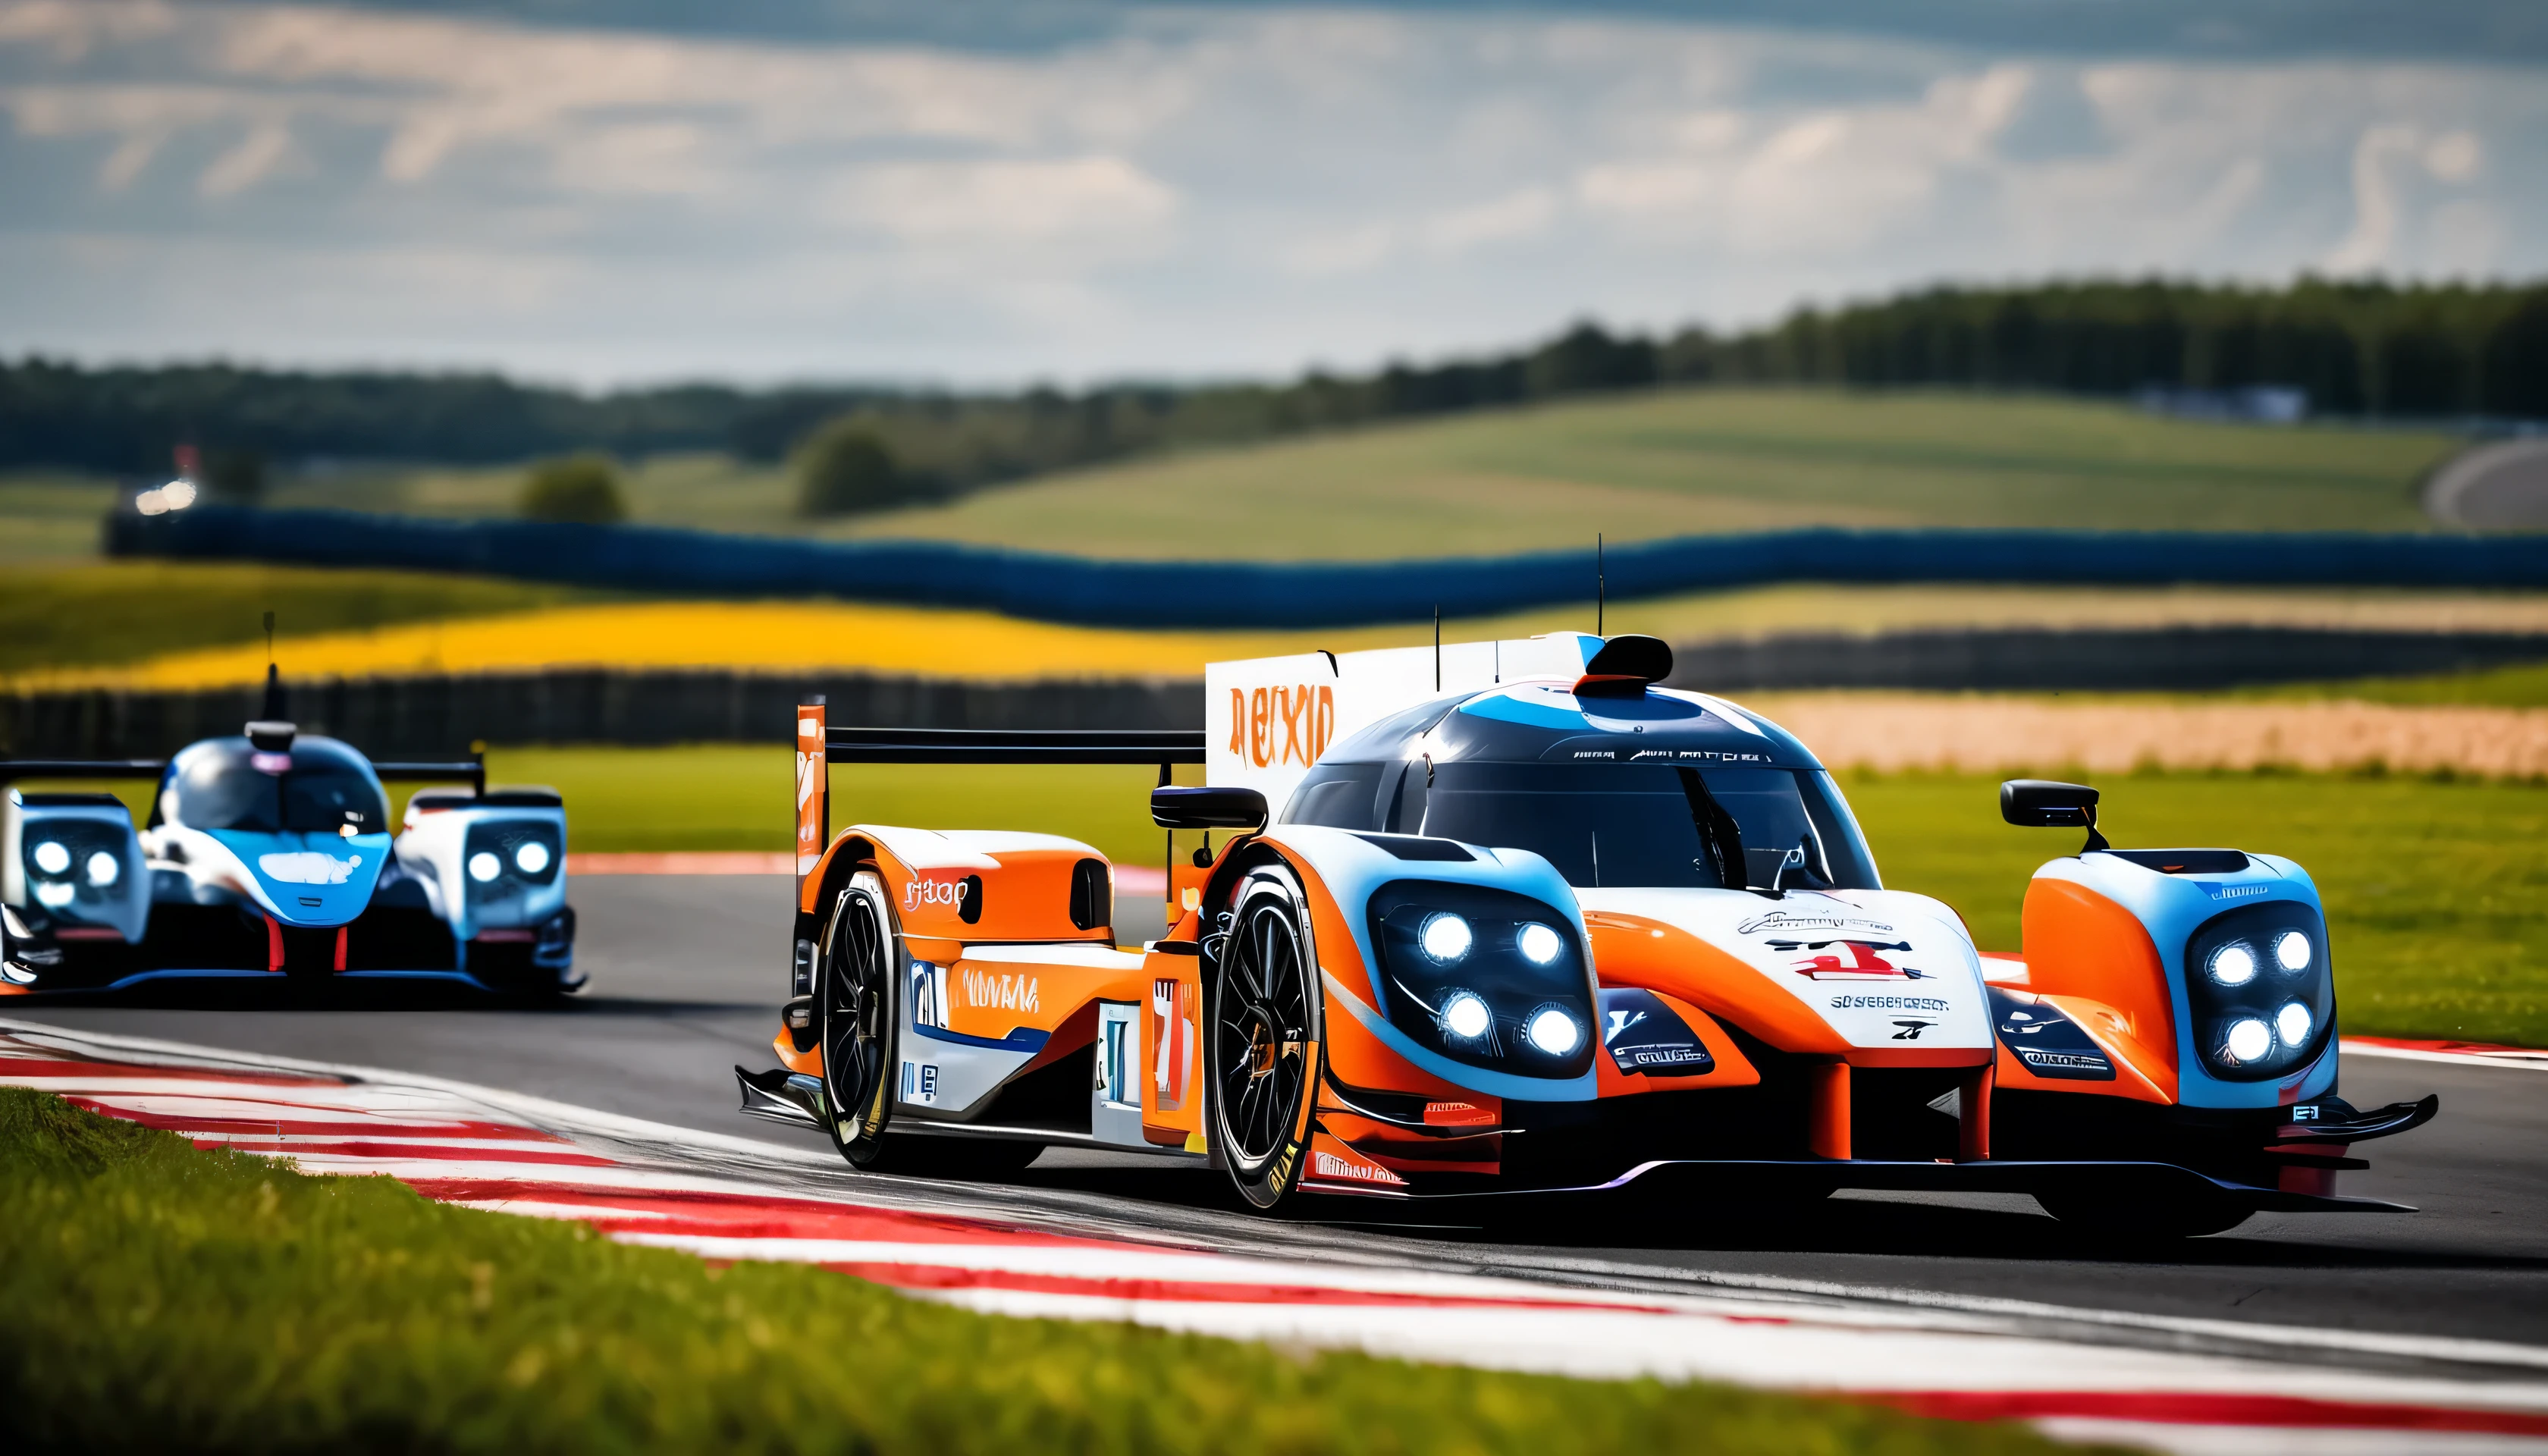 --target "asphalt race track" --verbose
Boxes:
[14,873,2546,1352]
